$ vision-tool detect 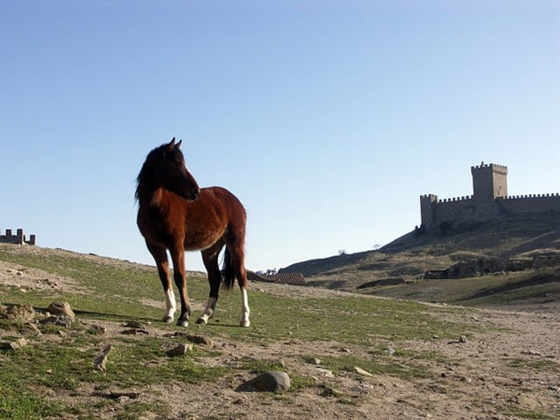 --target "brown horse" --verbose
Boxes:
[136,138,250,327]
